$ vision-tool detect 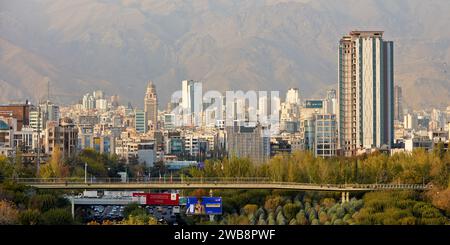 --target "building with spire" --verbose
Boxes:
[144,81,158,132]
